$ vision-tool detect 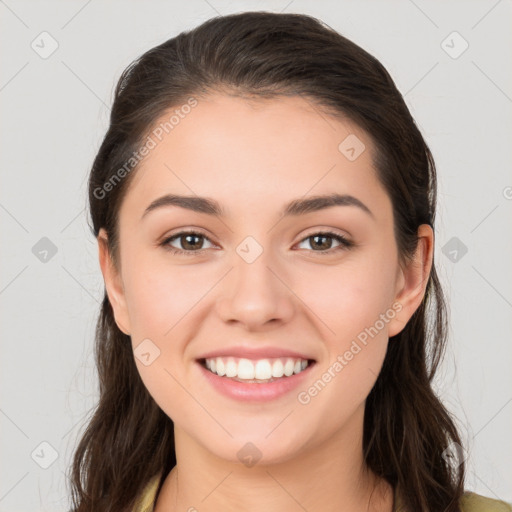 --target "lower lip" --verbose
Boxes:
[197,361,316,402]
